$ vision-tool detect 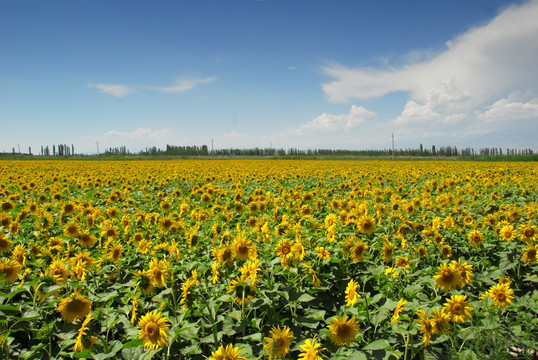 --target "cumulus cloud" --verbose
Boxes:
[321,0,538,140]
[88,83,134,97]
[153,77,215,93]
[290,105,377,135]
